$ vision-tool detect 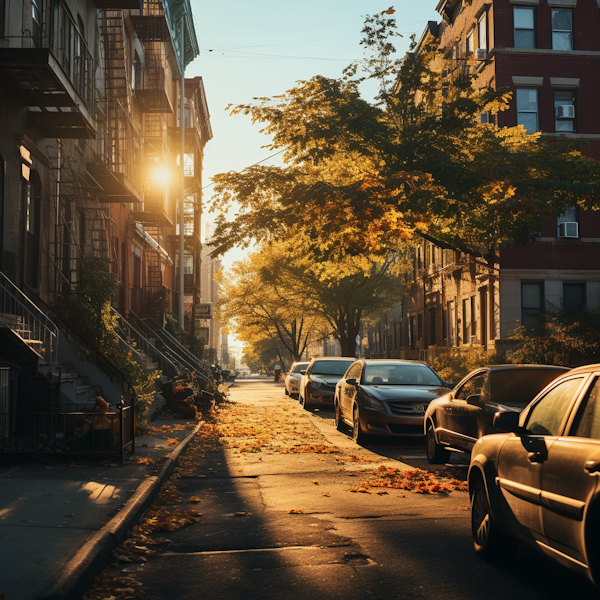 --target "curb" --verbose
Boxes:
[33,420,205,600]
